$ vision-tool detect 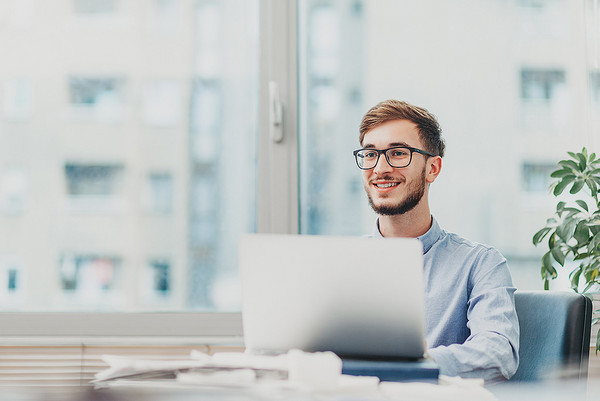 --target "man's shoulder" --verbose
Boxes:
[440,230,505,261]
